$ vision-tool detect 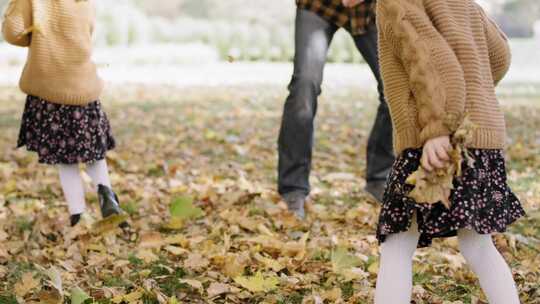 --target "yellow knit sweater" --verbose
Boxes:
[2,0,103,105]
[376,0,511,154]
